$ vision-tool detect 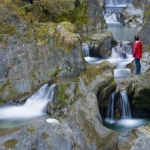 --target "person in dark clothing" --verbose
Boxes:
[132,35,142,75]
